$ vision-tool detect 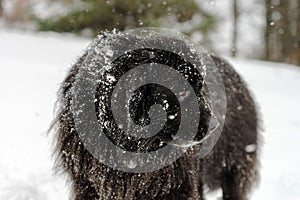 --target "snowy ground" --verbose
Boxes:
[0,28,300,200]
